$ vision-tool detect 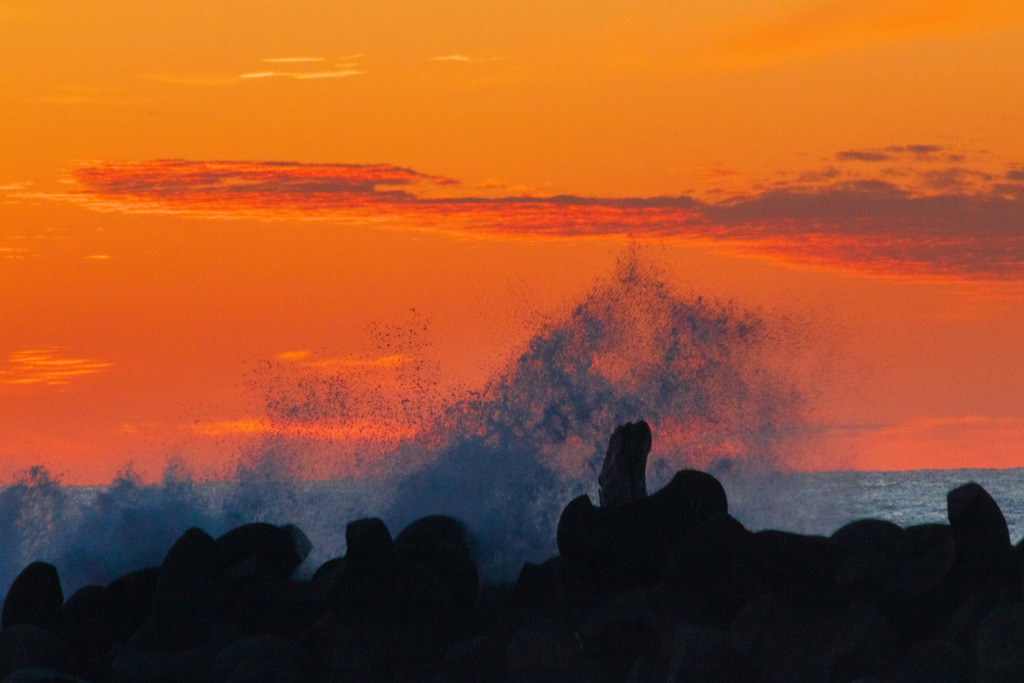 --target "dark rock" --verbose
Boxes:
[150,527,223,651]
[439,636,505,682]
[204,634,309,683]
[509,556,578,636]
[346,517,395,561]
[943,592,1009,656]
[975,602,1024,683]
[310,557,344,595]
[319,617,388,682]
[831,519,910,595]
[903,523,957,595]
[664,624,736,683]
[731,594,827,683]
[102,567,160,646]
[382,518,483,678]
[60,585,114,665]
[111,619,211,683]
[731,592,897,682]
[215,523,311,582]
[891,524,959,641]
[2,667,92,682]
[736,530,840,607]
[818,599,898,681]
[667,469,729,522]
[557,469,728,597]
[505,614,583,681]
[394,515,479,615]
[598,420,651,507]
[2,563,63,634]
[661,513,751,626]
[884,639,971,683]
[947,482,1014,597]
[0,626,75,682]
[577,590,660,680]
[335,517,397,608]
[214,524,319,640]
